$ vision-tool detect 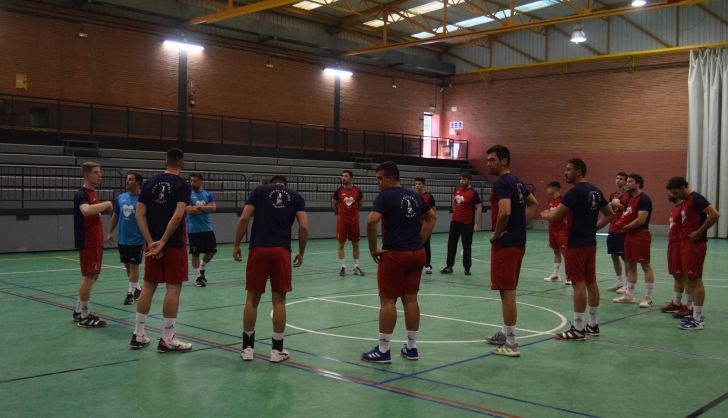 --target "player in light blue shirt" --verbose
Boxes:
[106,172,144,305]
[187,173,217,287]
